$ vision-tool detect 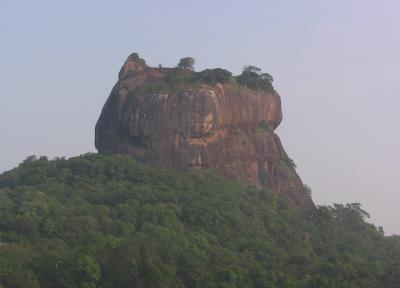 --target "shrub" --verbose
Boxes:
[177,57,195,70]
[128,69,201,100]
[196,68,232,85]
[236,65,274,92]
